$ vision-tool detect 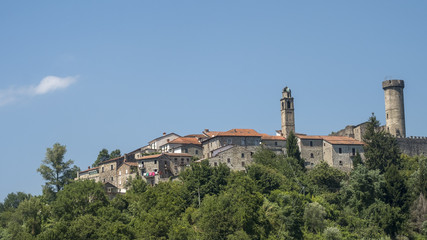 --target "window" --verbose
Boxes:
[310,141,313,147]
[227,138,232,144]
[119,179,121,185]
[282,102,284,110]
[111,165,114,170]
[184,148,188,153]
[250,152,254,156]
[287,101,291,109]
[154,160,157,164]
[119,171,121,176]
[103,179,106,183]
[241,153,245,158]
[227,158,231,163]
[102,167,104,173]
[339,161,343,166]
[126,169,128,174]
[110,177,114,181]
[214,162,217,167]
[154,169,158,173]
[187,158,190,163]
[310,153,314,158]
[195,150,199,154]
[352,148,356,156]
[241,161,245,167]
[387,113,389,119]
[338,148,342,154]
[275,141,278,146]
